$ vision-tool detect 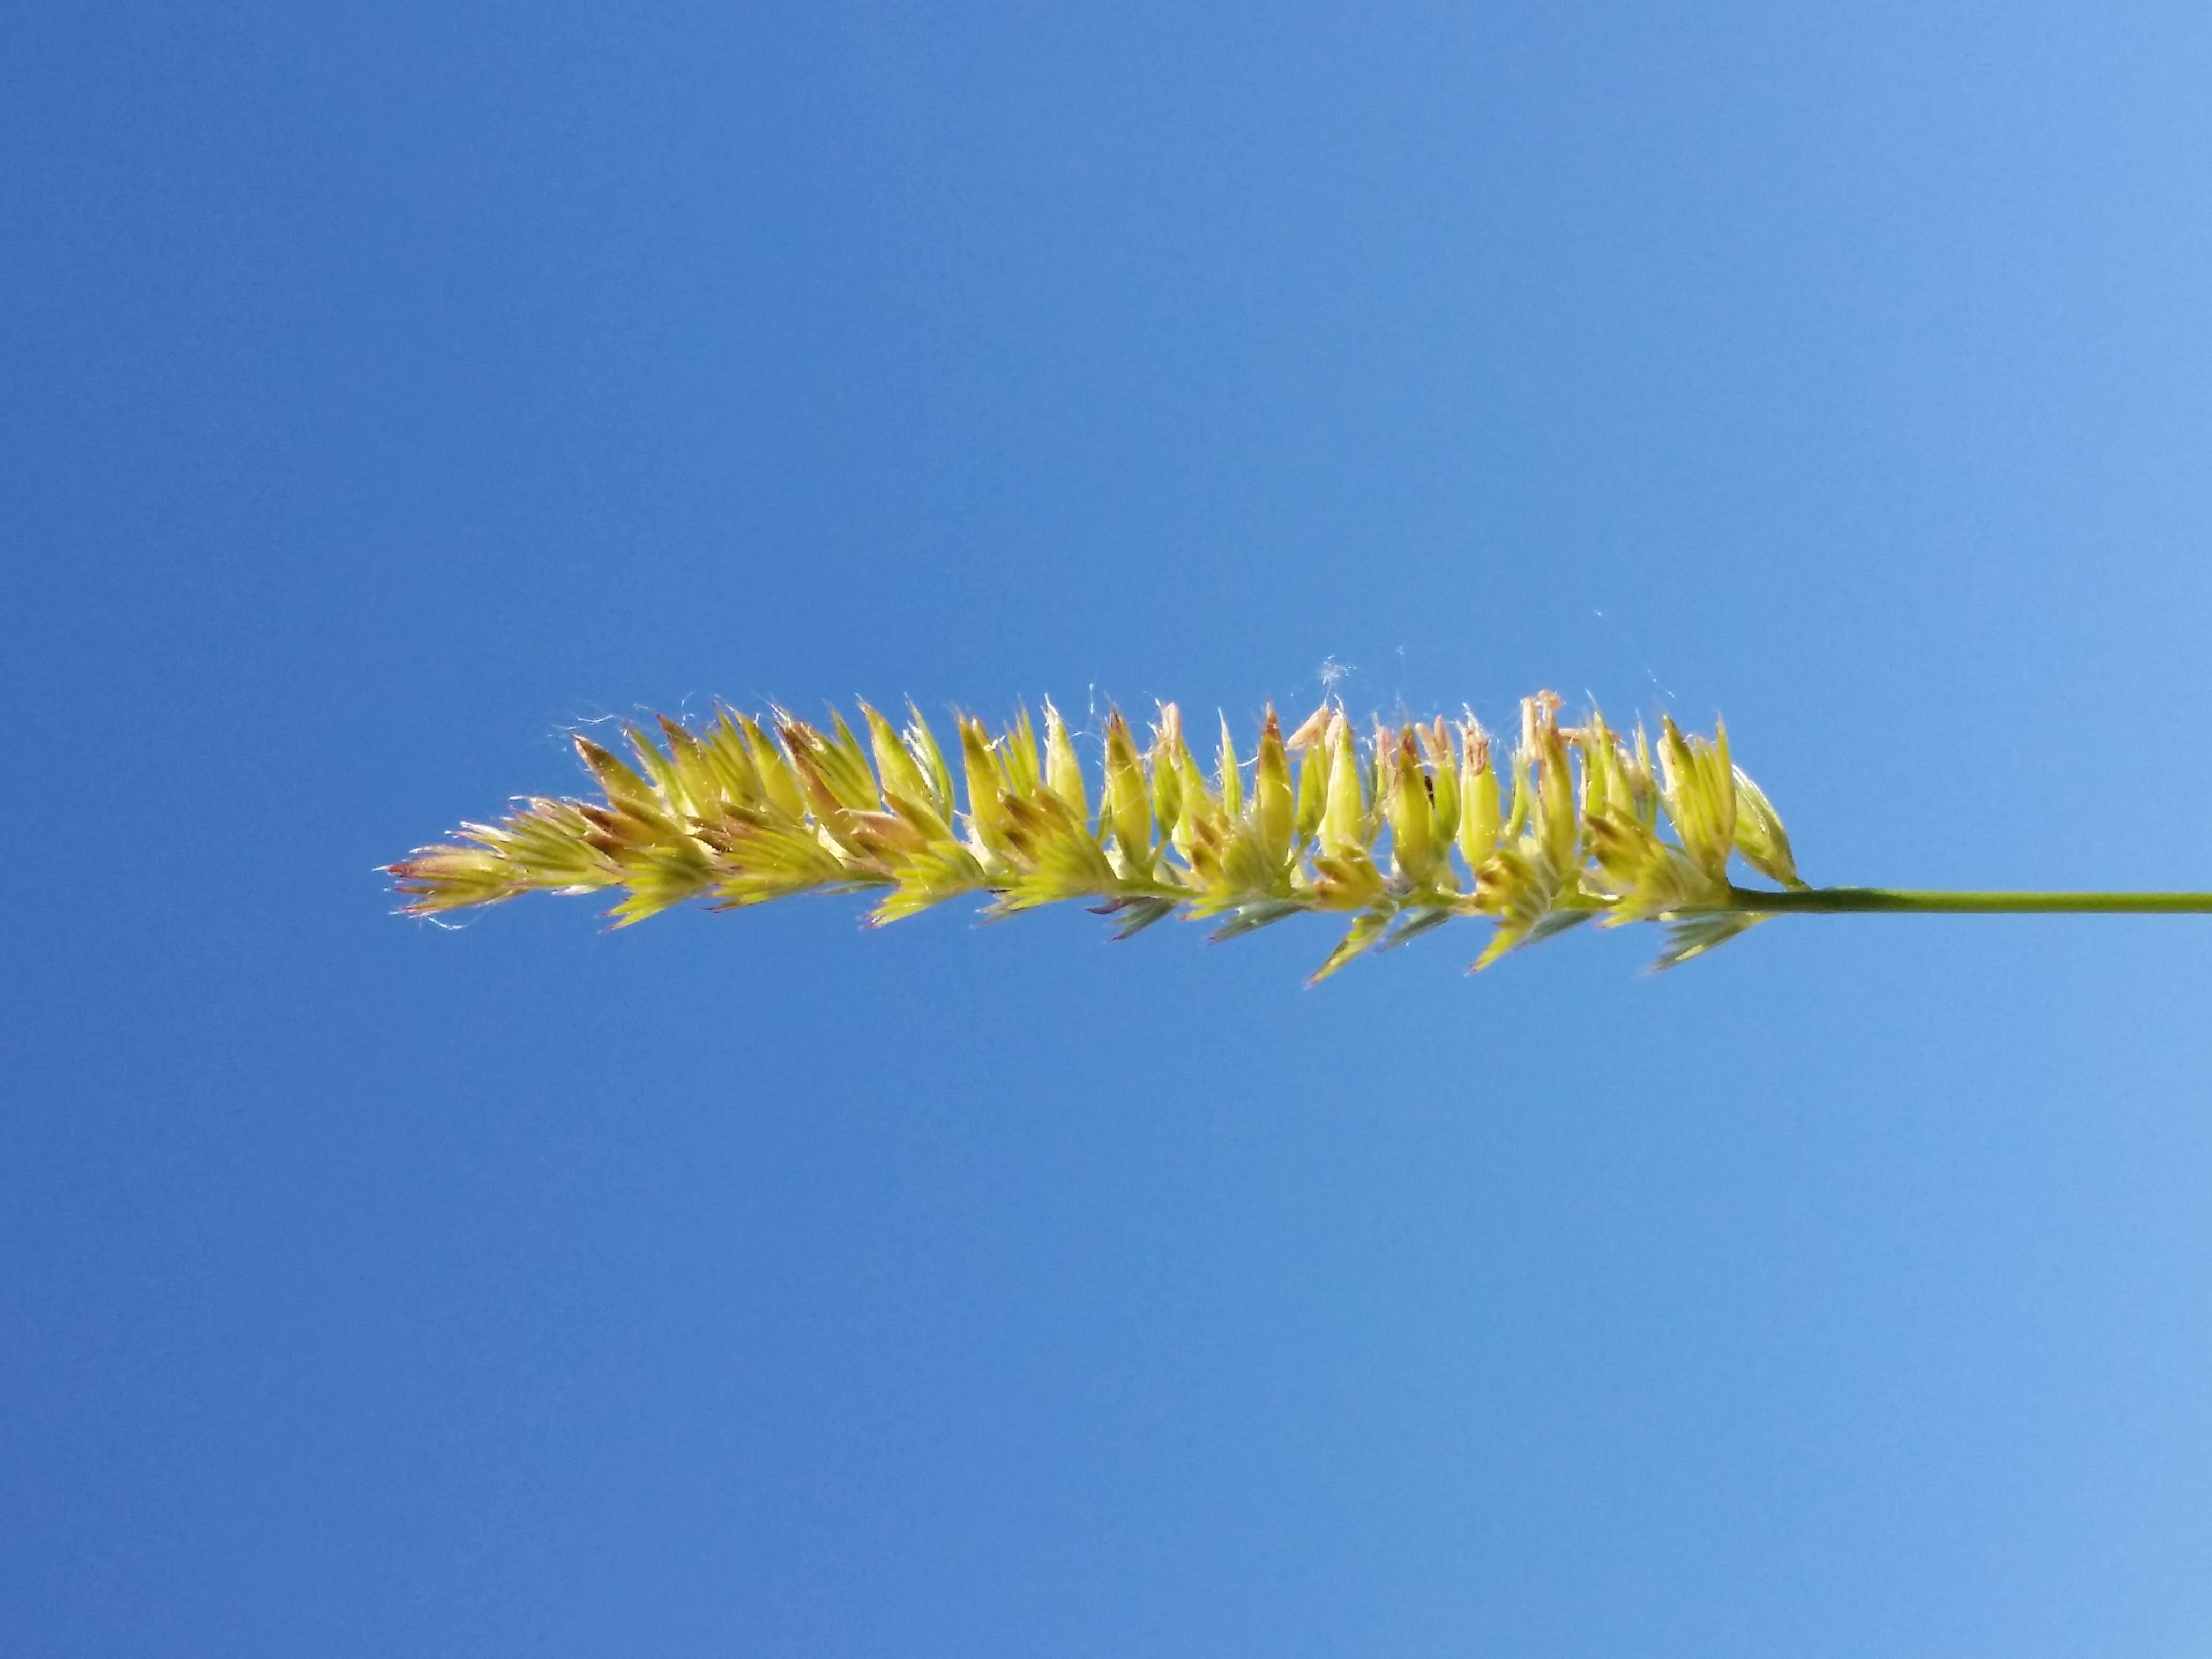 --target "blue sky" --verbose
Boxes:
[8,3,2212,1653]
